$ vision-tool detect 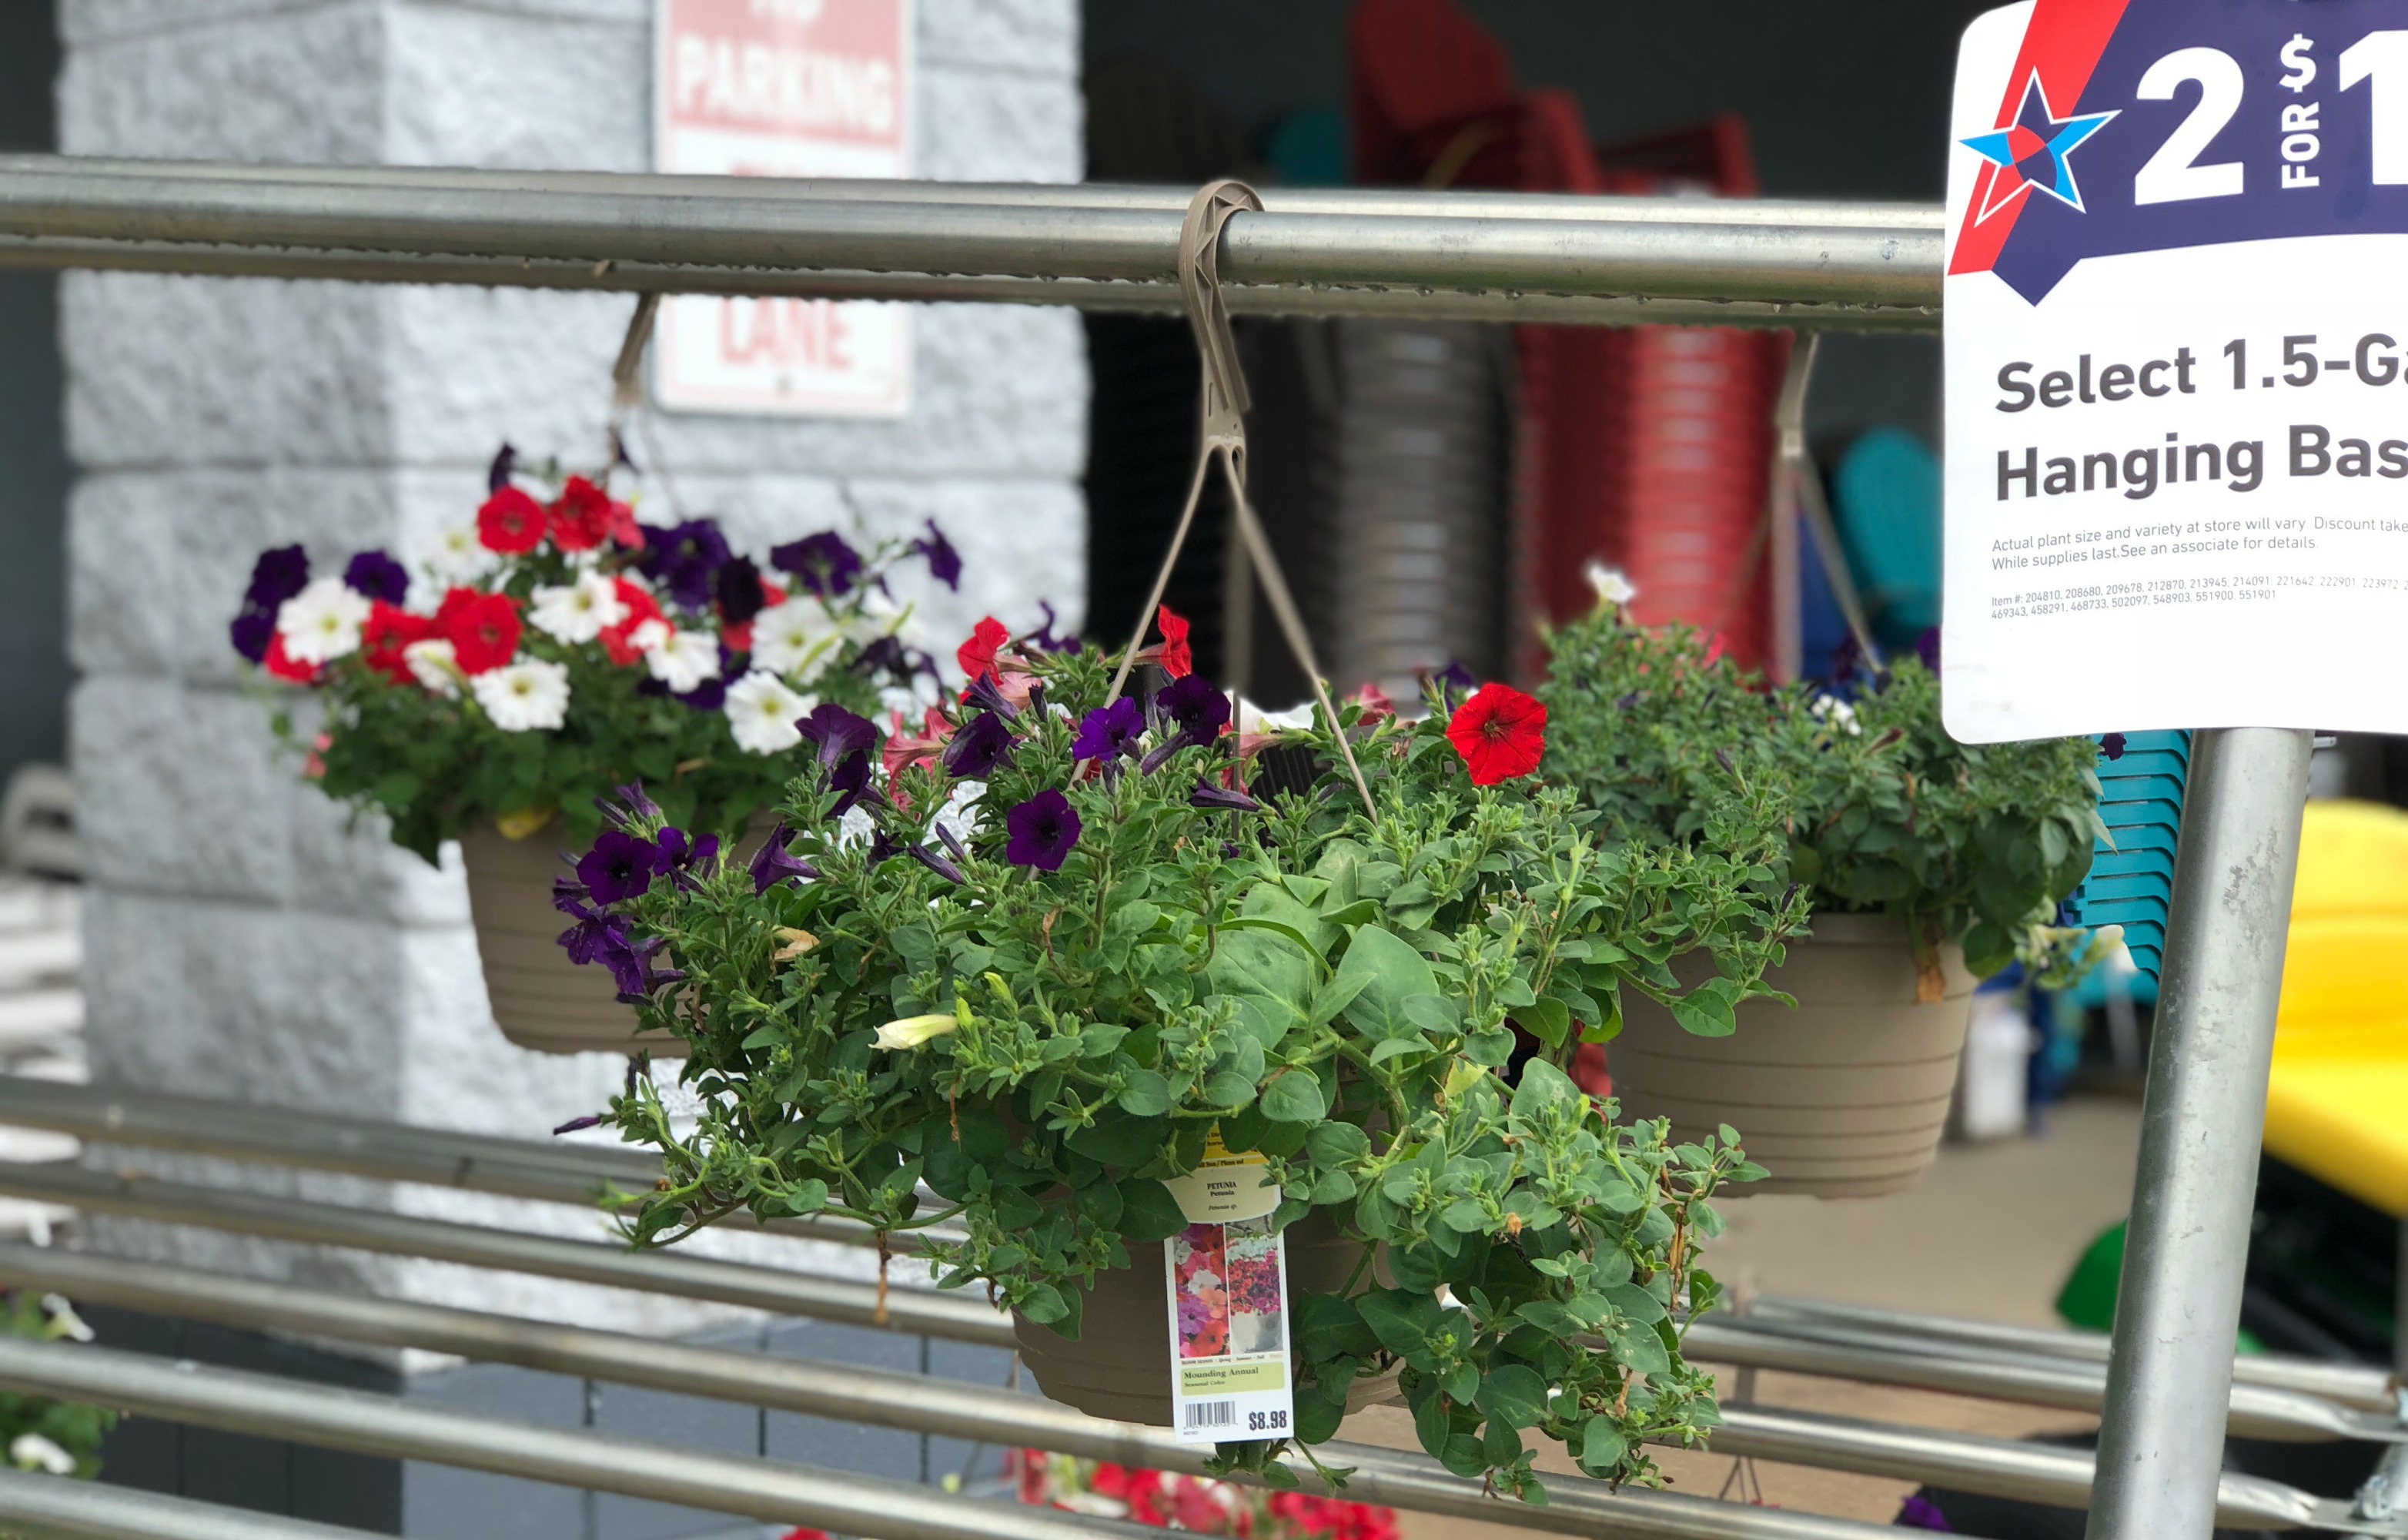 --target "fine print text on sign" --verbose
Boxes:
[653,0,914,418]
[1944,0,2408,740]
